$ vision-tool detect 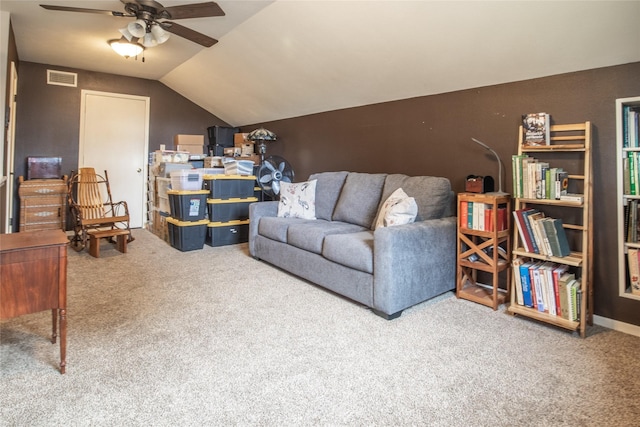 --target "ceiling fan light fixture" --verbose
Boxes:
[118,26,134,42]
[151,24,170,44]
[127,19,147,38]
[142,33,158,48]
[109,37,144,59]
